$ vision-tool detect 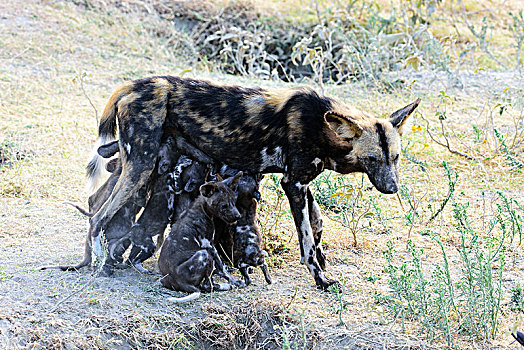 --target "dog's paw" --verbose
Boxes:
[317,278,340,292]
[231,278,246,288]
[97,264,115,277]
